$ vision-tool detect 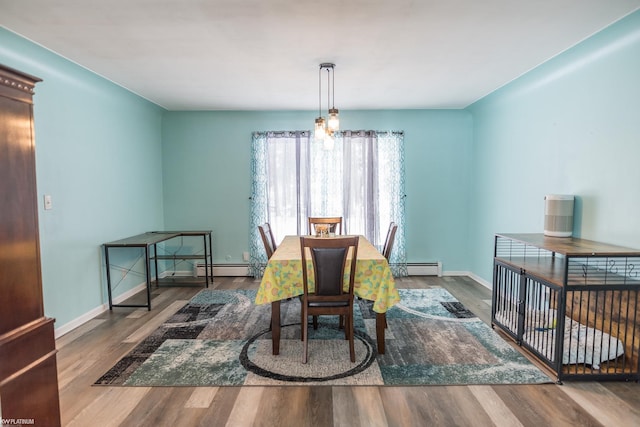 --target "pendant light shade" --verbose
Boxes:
[314,117,326,140]
[328,108,339,131]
